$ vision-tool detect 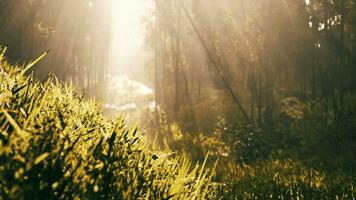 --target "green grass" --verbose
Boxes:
[0,48,213,199]
[217,160,356,200]
[158,110,356,200]
[2,47,355,200]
